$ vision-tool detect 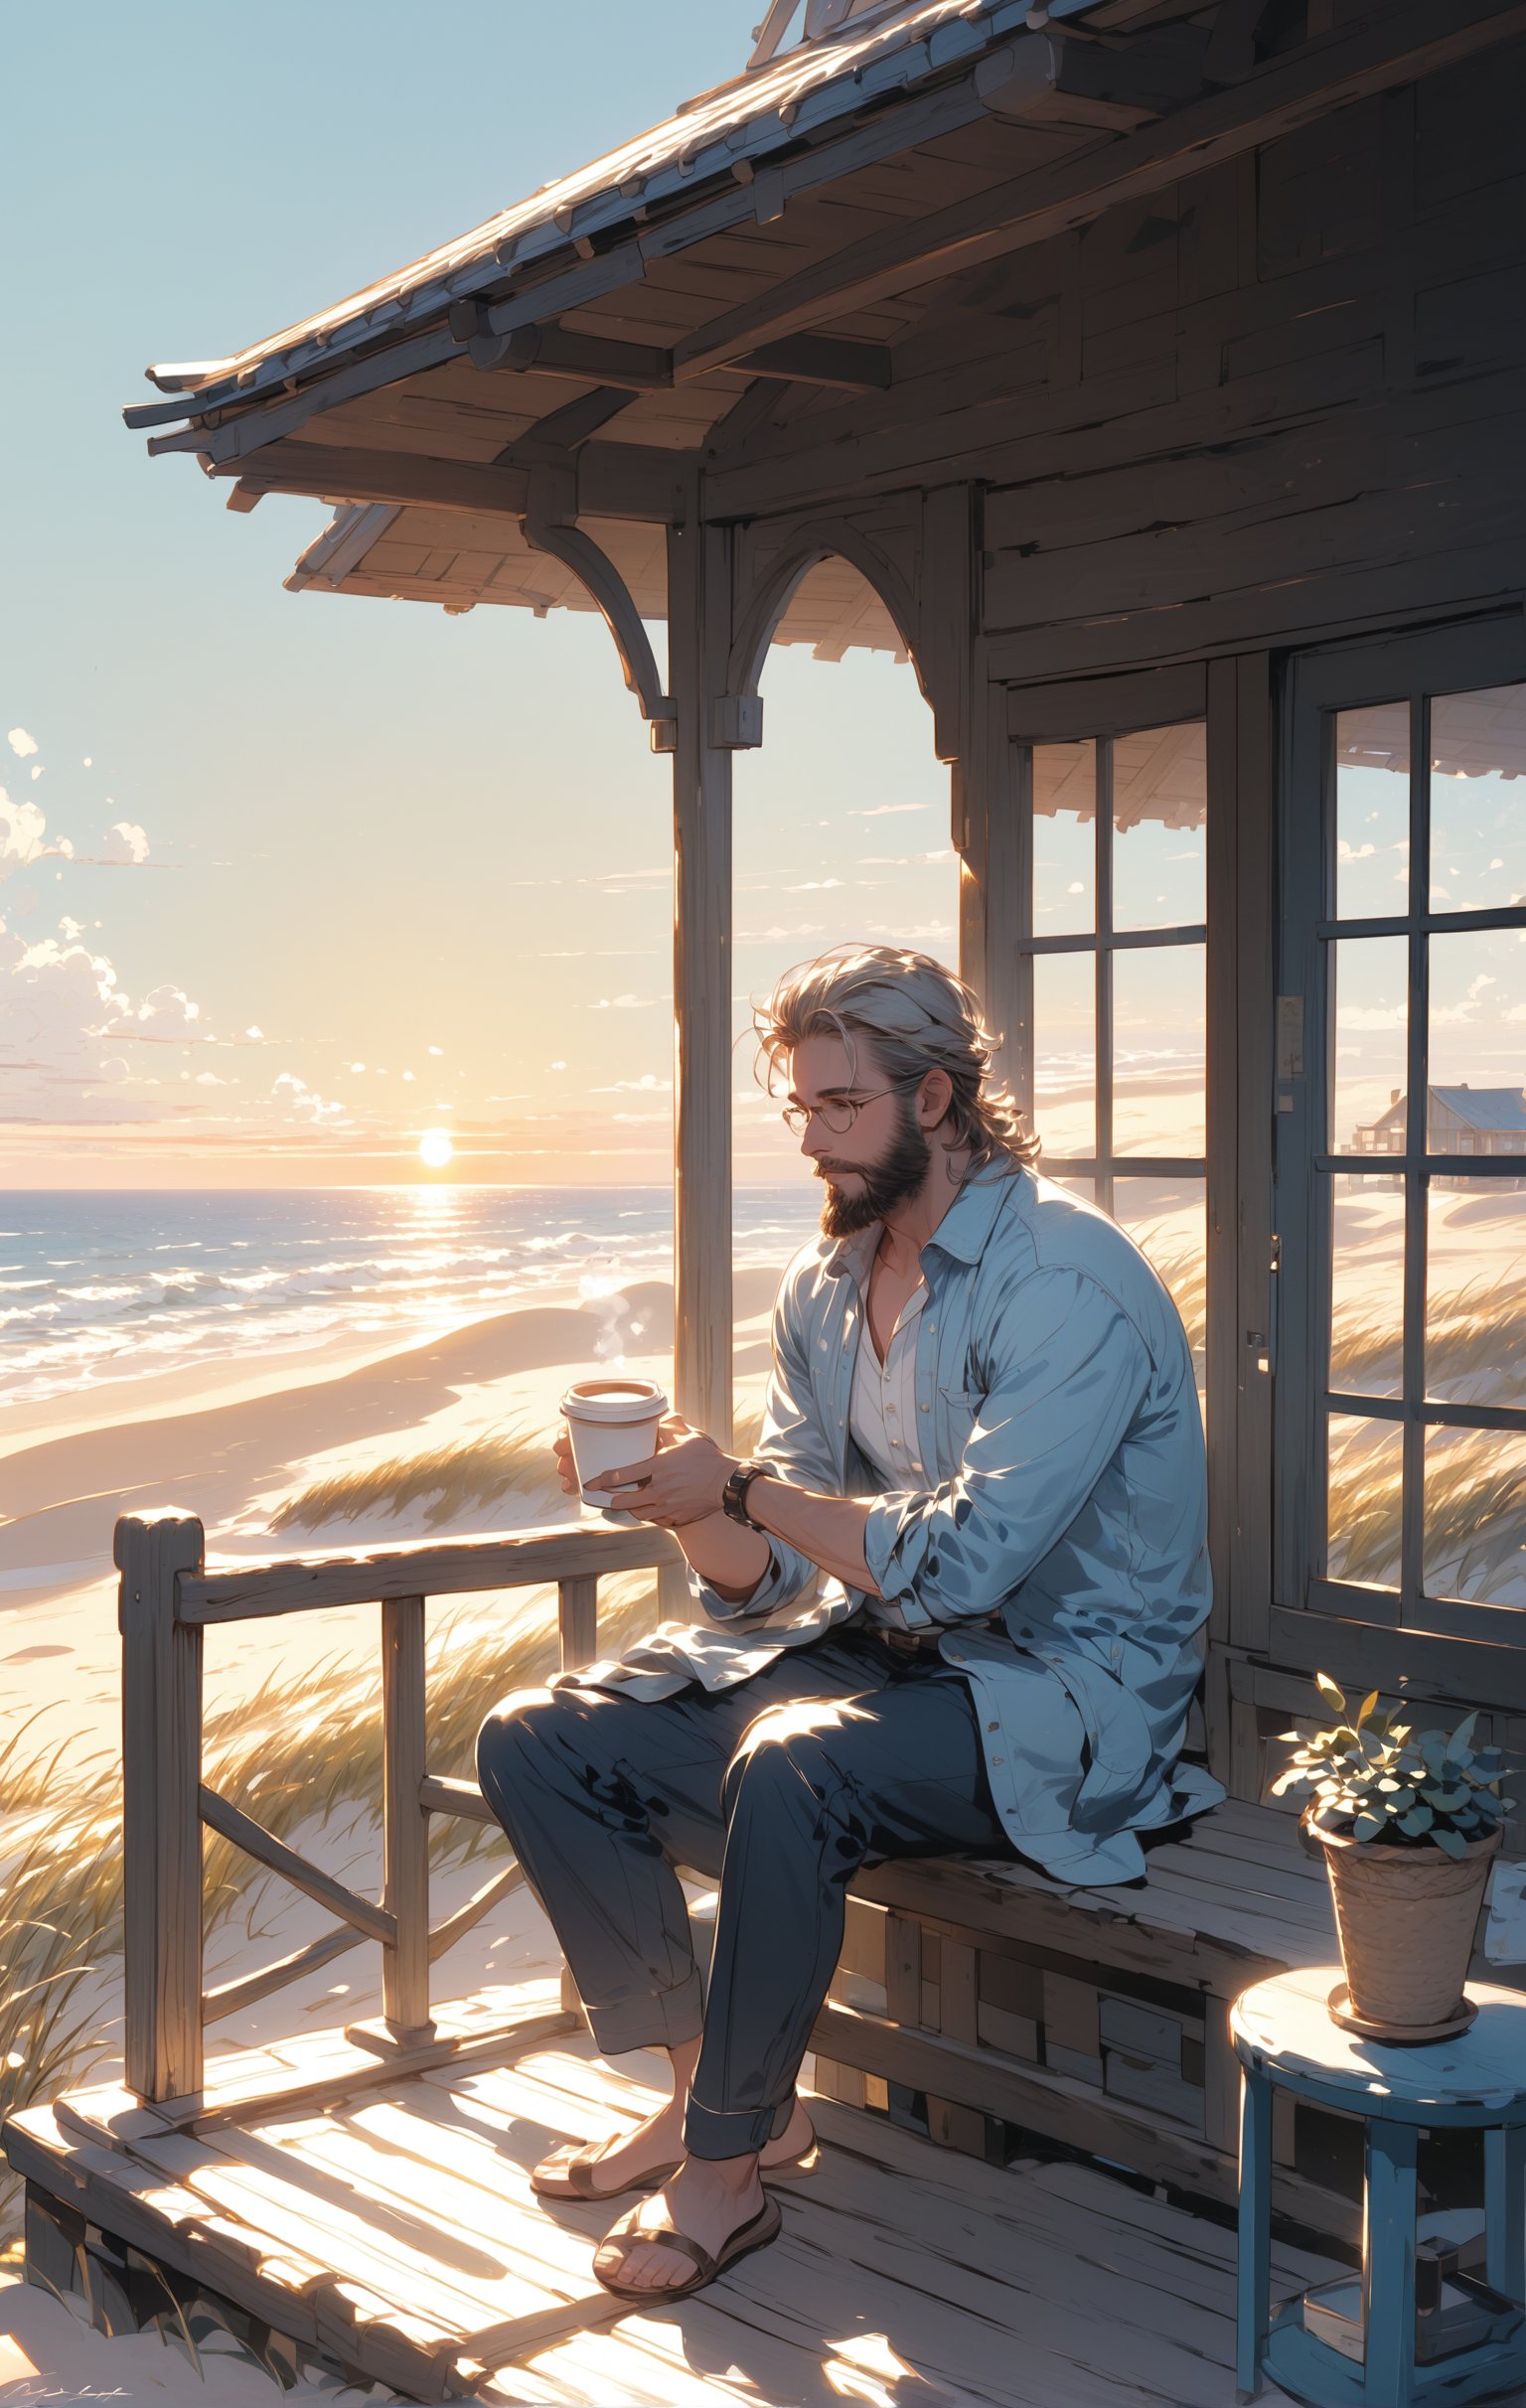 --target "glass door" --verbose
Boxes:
[1277,618,1526,1649]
